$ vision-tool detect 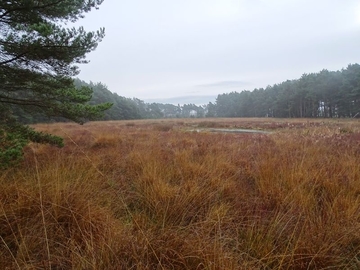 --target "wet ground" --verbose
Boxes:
[190,128,271,134]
